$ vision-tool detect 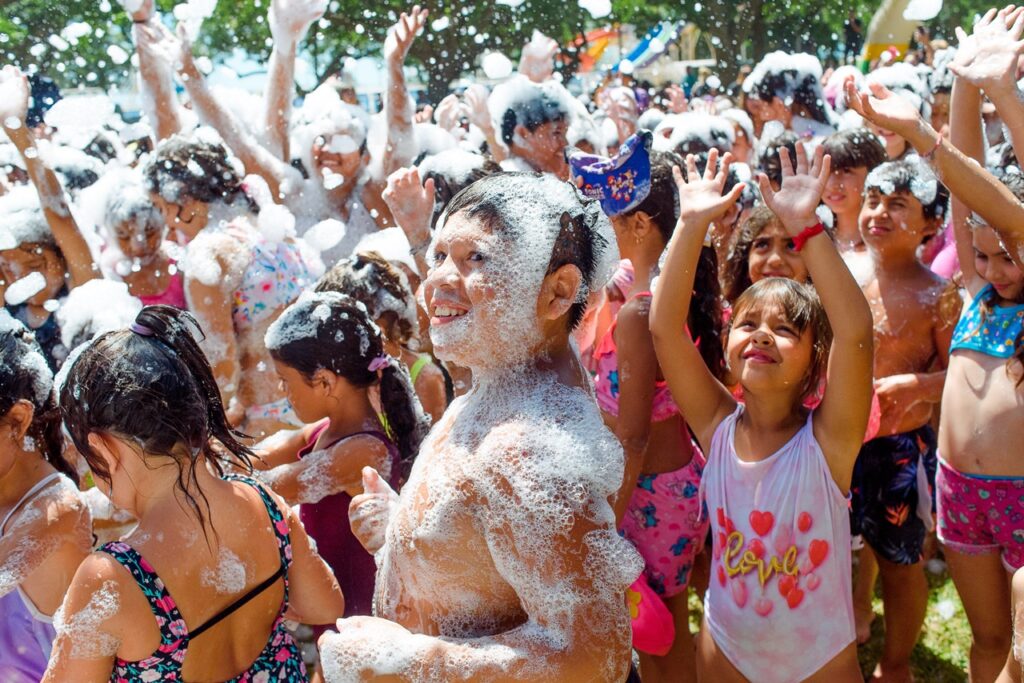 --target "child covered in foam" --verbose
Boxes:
[319,173,643,681]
